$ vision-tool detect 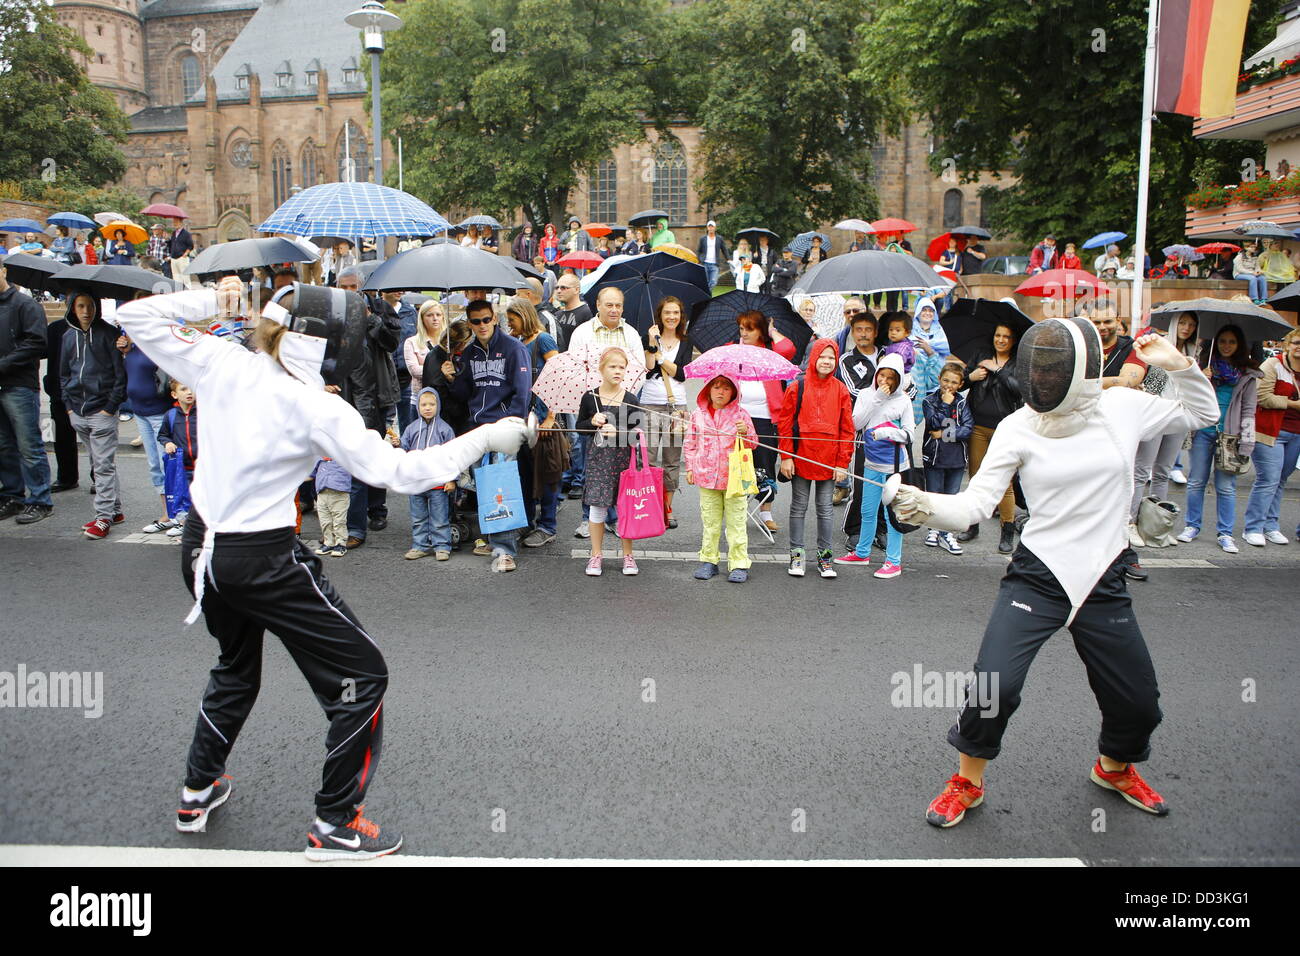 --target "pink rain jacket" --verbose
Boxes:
[683,374,758,491]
